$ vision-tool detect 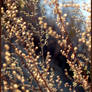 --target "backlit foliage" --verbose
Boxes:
[1,0,91,92]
